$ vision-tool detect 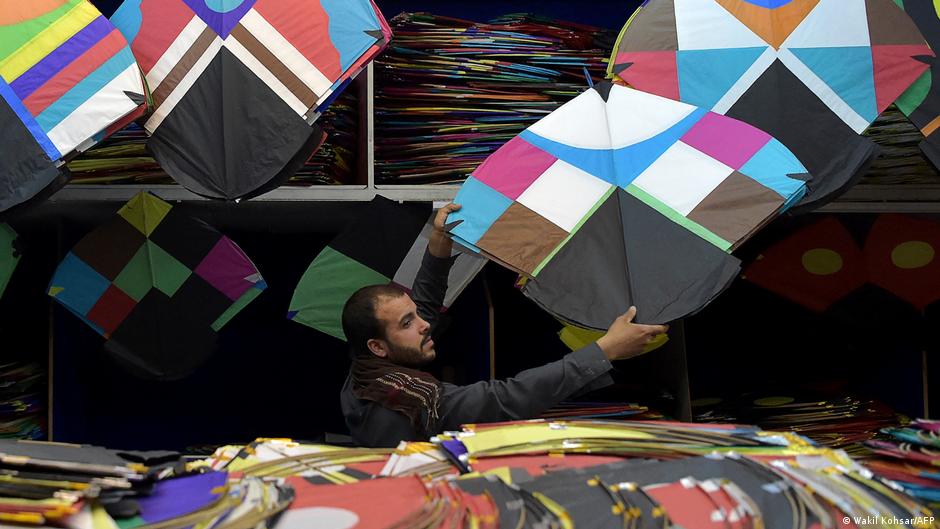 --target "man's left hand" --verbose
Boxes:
[429,202,461,257]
